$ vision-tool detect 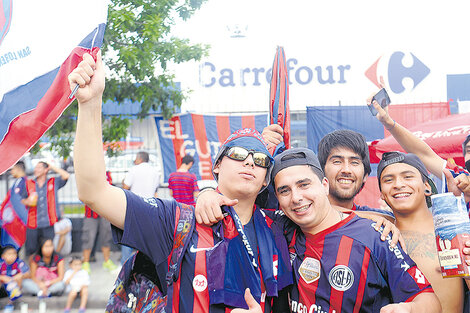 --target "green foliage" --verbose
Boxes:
[36,0,209,159]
